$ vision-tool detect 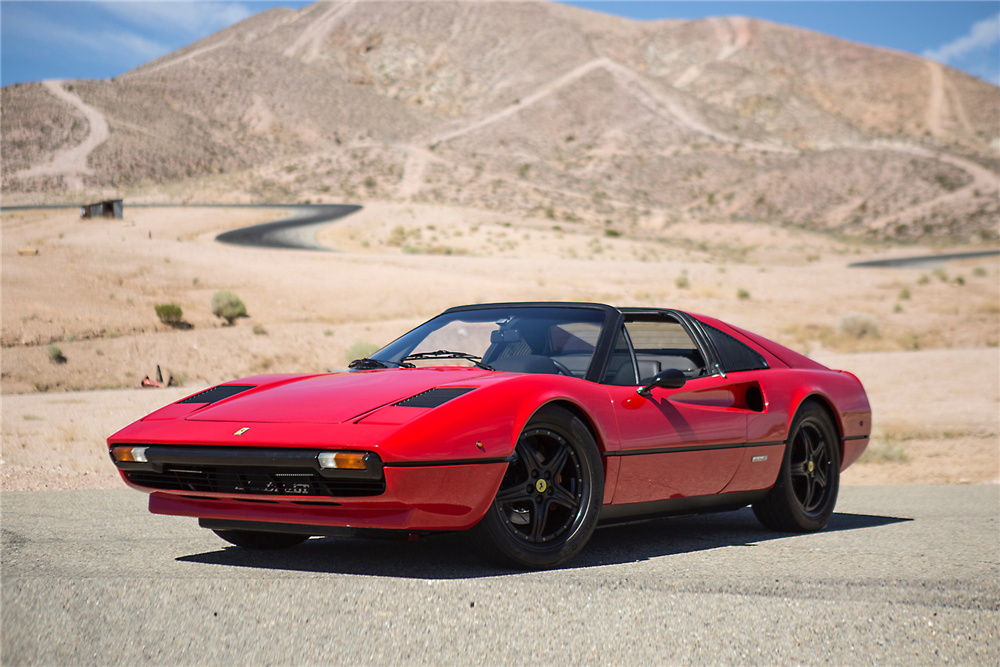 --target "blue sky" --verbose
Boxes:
[2,1,998,87]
